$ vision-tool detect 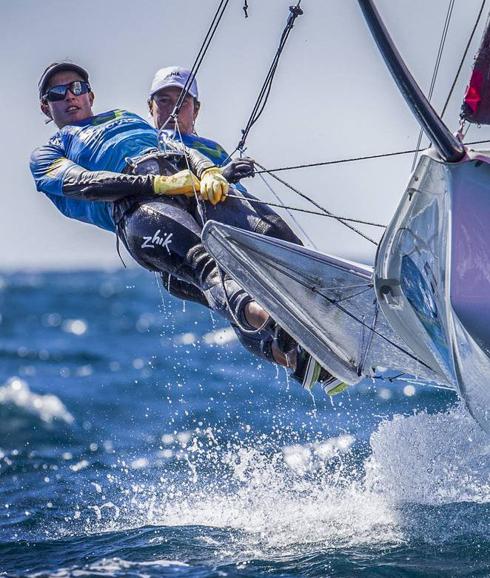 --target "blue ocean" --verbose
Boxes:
[0,269,489,577]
